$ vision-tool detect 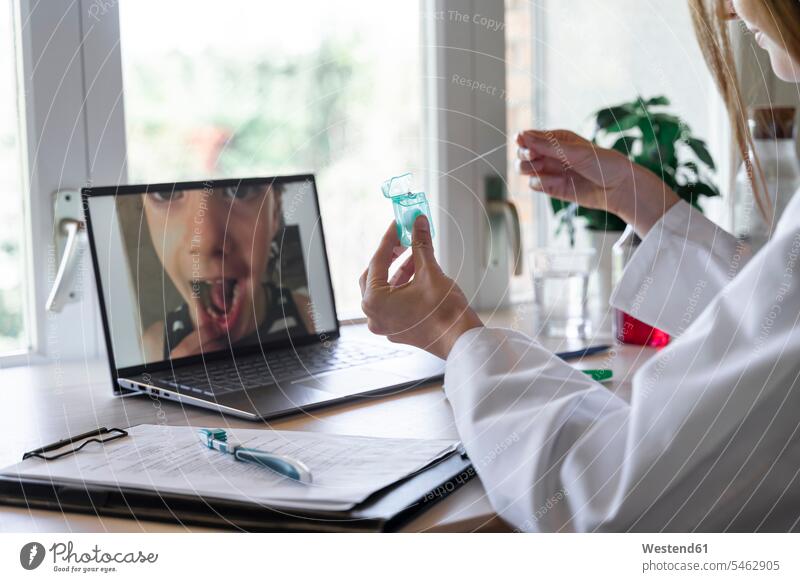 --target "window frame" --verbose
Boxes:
[424,0,509,310]
[0,1,34,363]
[9,0,105,365]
